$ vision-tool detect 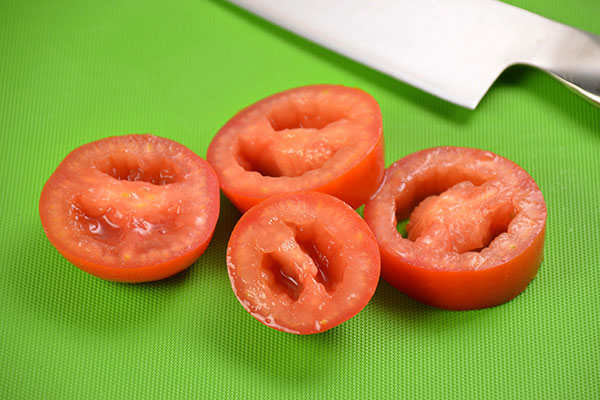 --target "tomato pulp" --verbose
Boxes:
[39,134,220,282]
[364,147,547,310]
[207,84,385,212]
[227,191,381,334]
